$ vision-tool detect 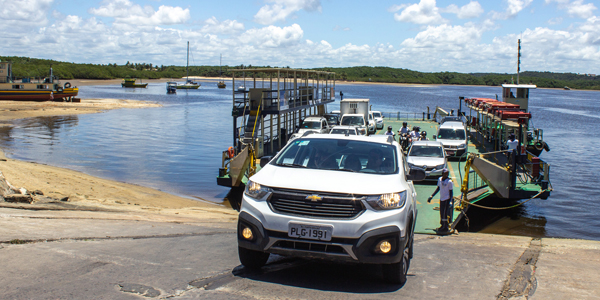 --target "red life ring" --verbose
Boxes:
[227,146,235,158]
